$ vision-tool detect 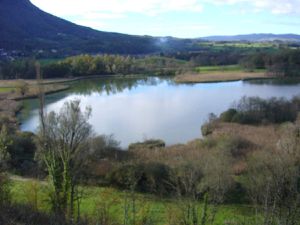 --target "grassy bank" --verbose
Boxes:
[10,178,258,225]
[0,74,143,89]
[175,71,268,83]
[194,65,242,73]
[0,87,15,93]
[0,78,78,88]
[0,81,69,127]
[9,84,69,100]
[174,65,269,83]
